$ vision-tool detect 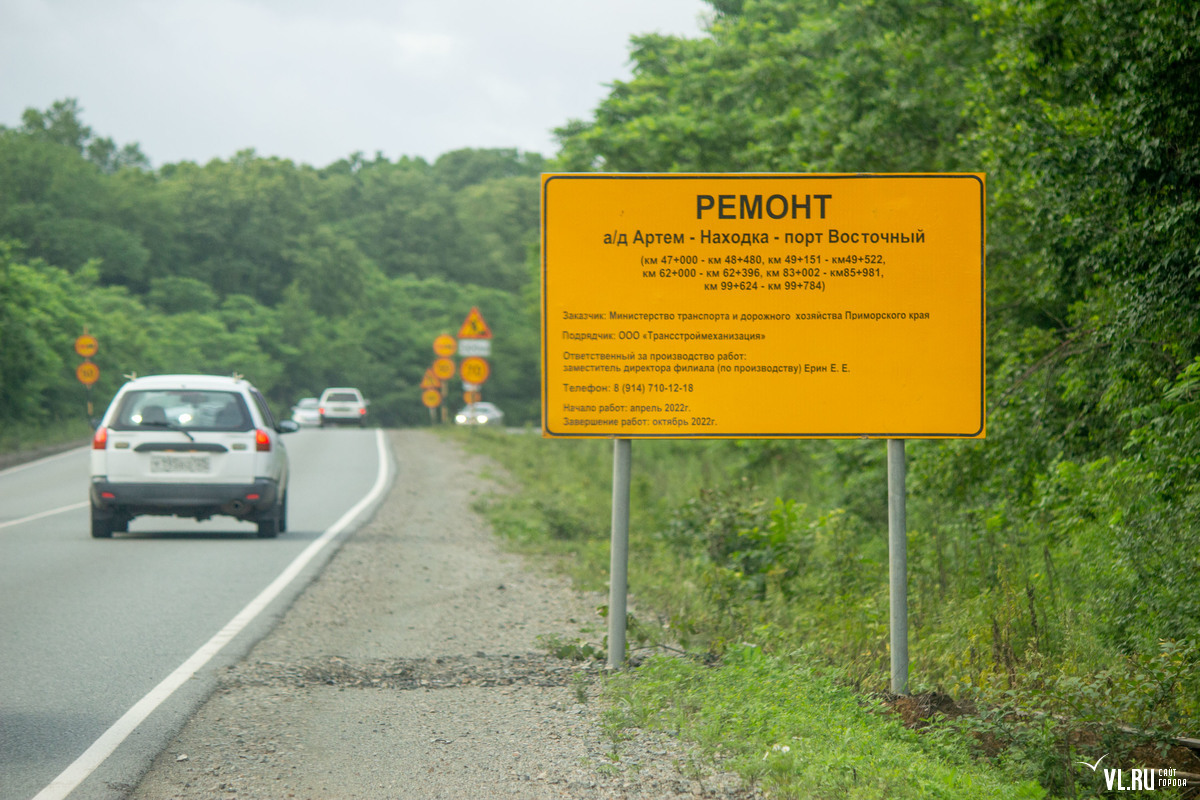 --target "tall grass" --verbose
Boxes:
[604,645,1047,799]
[452,428,1200,797]
[0,418,93,459]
